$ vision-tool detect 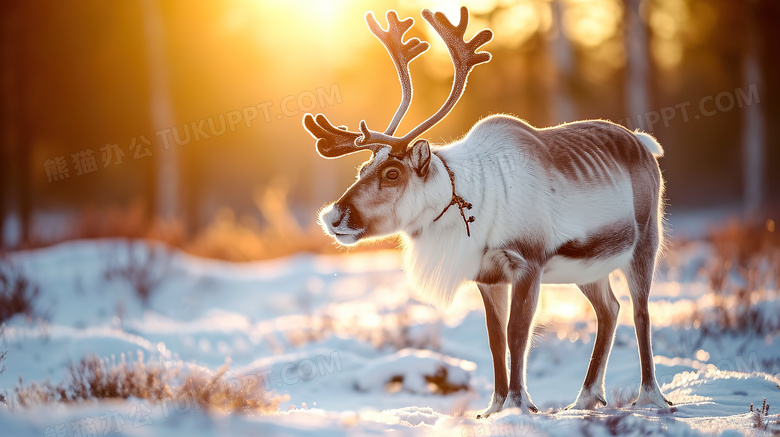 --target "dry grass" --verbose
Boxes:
[708,219,780,271]
[0,259,39,324]
[608,385,639,409]
[16,354,171,406]
[103,240,177,305]
[178,361,283,414]
[423,367,469,395]
[14,354,282,415]
[0,326,6,406]
[23,180,395,262]
[185,181,326,261]
[690,218,780,337]
[751,398,780,432]
[184,180,396,261]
